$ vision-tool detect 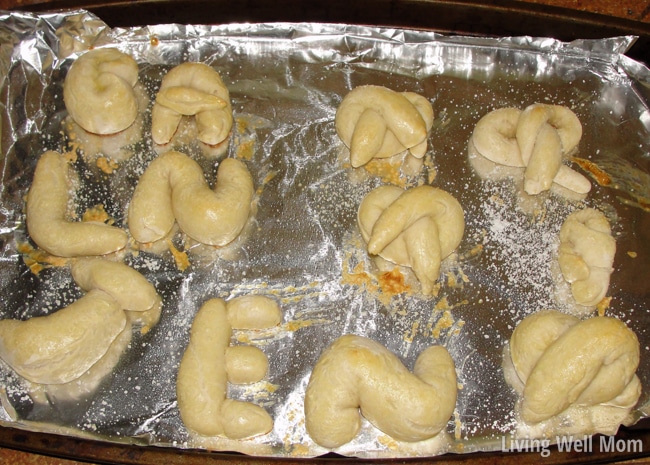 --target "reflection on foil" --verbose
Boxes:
[0,8,649,460]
